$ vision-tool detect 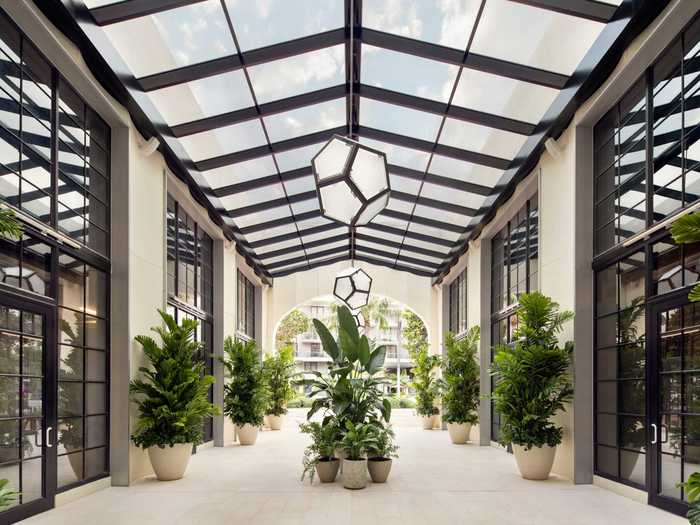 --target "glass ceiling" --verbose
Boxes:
[74,0,635,281]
